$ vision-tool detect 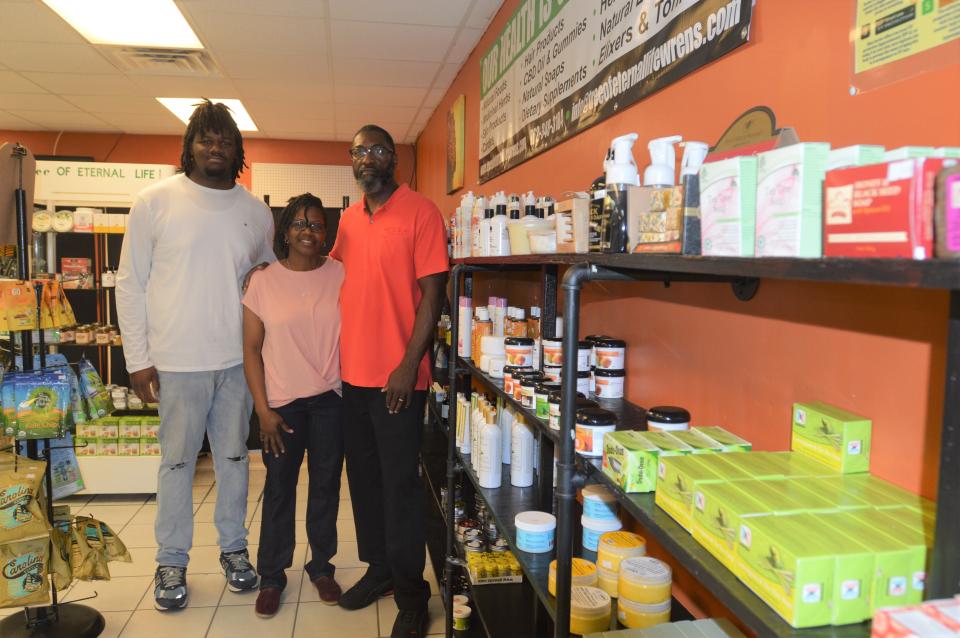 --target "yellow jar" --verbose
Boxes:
[617,597,671,628]
[597,565,619,598]
[569,586,611,636]
[618,557,672,603]
[548,558,598,596]
[453,605,472,630]
[597,531,646,572]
